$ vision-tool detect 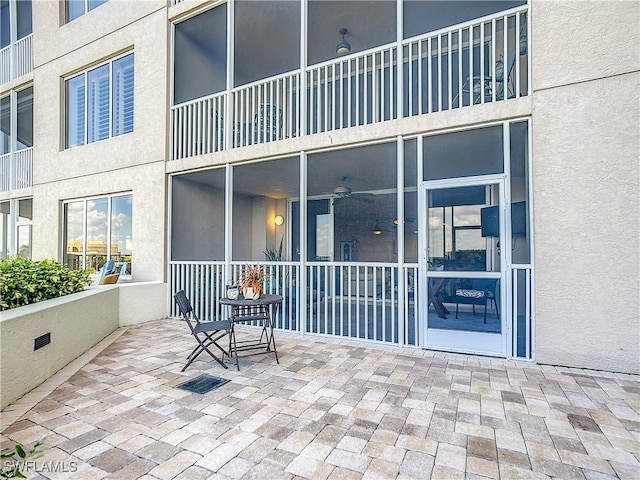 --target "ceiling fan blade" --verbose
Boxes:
[350,194,375,204]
